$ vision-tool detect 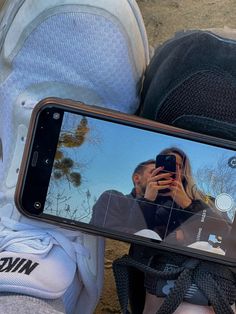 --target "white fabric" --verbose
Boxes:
[0,1,149,313]
[135,229,162,241]
[188,241,225,255]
